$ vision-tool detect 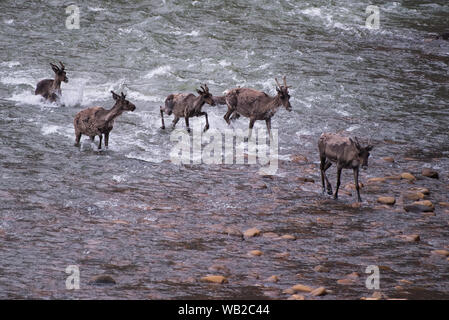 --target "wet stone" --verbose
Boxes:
[383,157,394,163]
[403,191,425,201]
[291,284,313,293]
[249,250,263,256]
[89,275,116,285]
[422,168,439,179]
[265,275,279,283]
[288,294,305,300]
[243,227,261,238]
[313,265,330,273]
[337,278,355,285]
[201,275,228,284]
[281,234,296,240]
[404,204,434,213]
[431,250,449,257]
[377,197,396,205]
[401,172,416,181]
[413,200,434,209]
[311,287,327,297]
